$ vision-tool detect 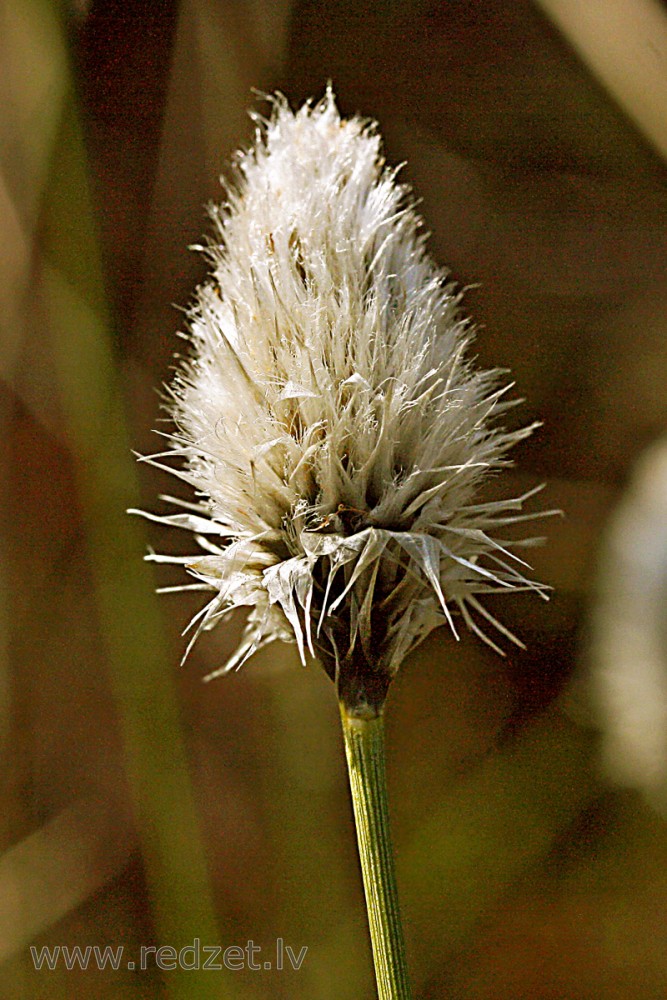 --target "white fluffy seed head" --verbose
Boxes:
[136,88,549,713]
